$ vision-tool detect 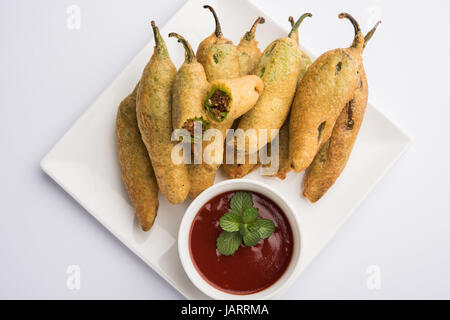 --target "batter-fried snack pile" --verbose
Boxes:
[115,7,380,231]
